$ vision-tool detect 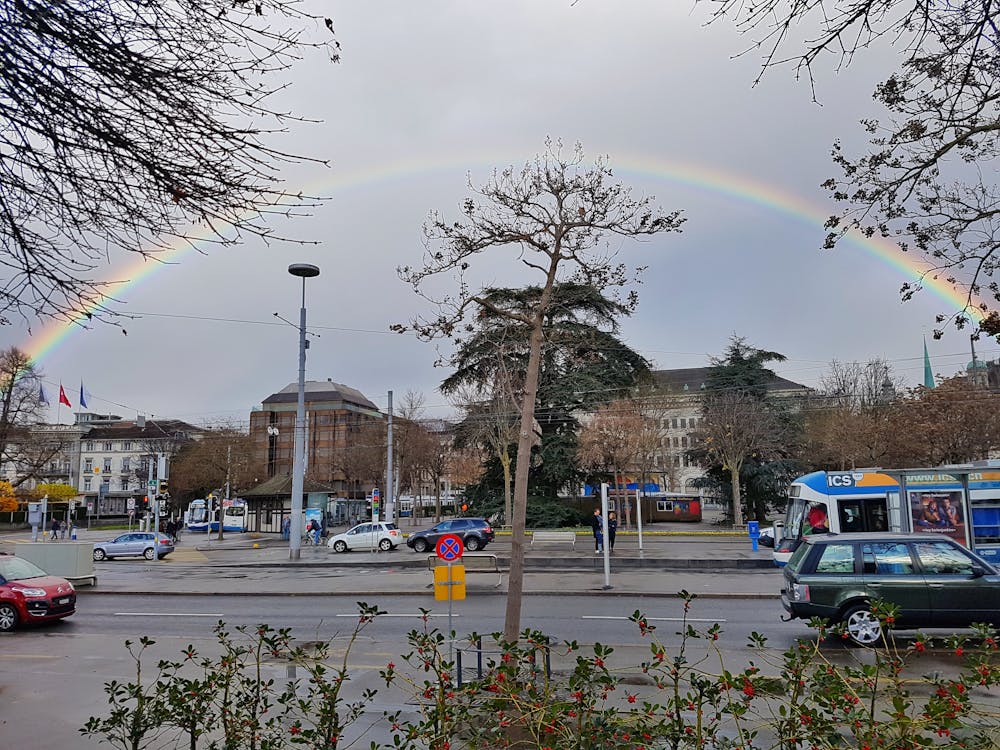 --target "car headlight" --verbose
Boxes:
[16,587,47,598]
